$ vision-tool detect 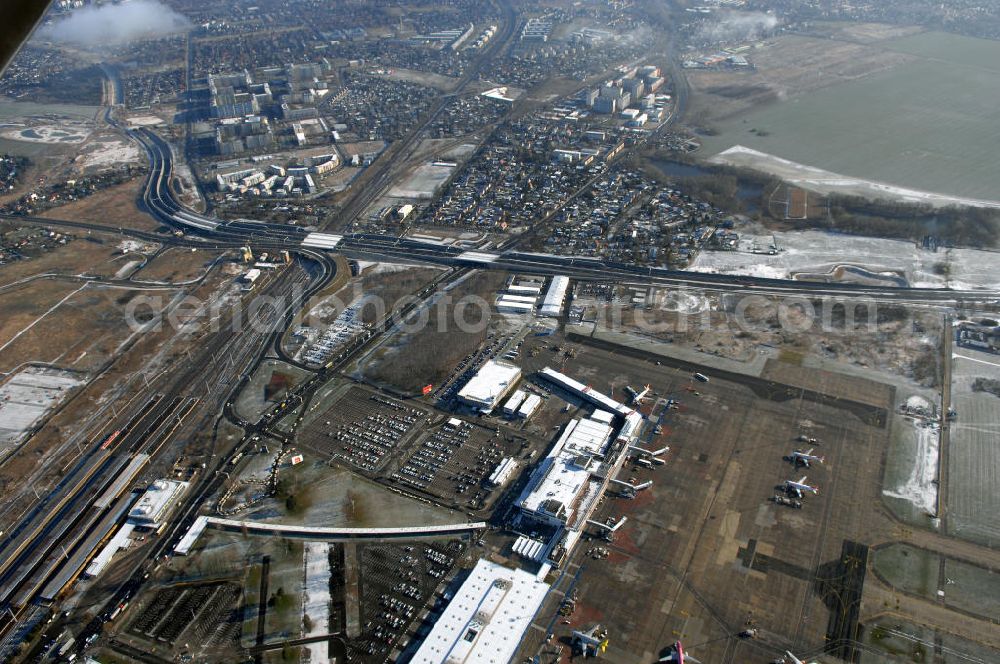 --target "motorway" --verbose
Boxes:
[1,34,997,658]
[121,124,1000,308]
